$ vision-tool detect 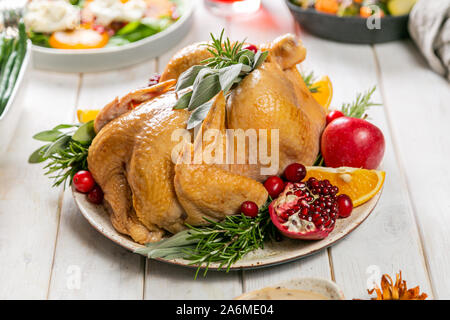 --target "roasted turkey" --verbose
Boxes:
[87,34,326,244]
